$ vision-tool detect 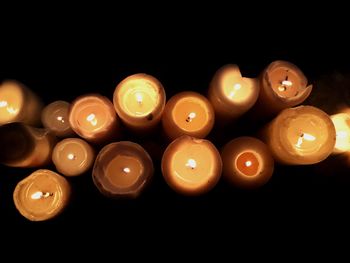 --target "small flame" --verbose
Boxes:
[296,133,316,148]
[31,191,51,200]
[186,112,196,122]
[282,80,293,87]
[135,93,143,104]
[186,159,197,169]
[245,161,252,167]
[0,101,8,107]
[86,113,97,126]
[229,83,242,98]
[67,153,75,160]
[123,167,131,173]
[57,116,65,123]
